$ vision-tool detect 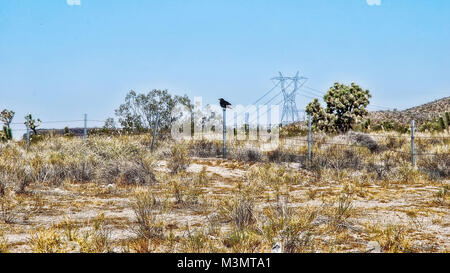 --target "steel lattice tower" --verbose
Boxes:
[271,71,308,124]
